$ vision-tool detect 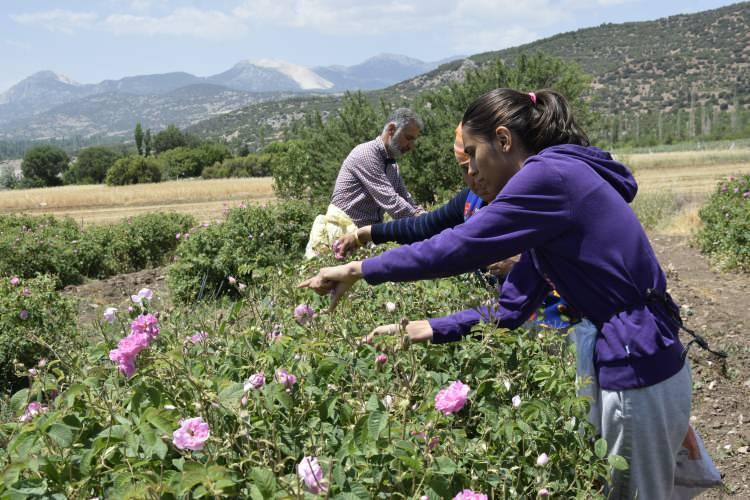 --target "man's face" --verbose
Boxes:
[387,122,421,159]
